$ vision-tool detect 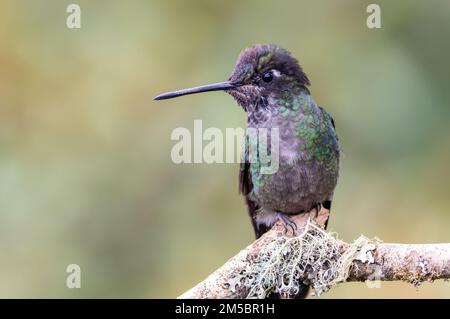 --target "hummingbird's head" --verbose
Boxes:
[154,44,310,112]
[226,44,310,111]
